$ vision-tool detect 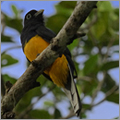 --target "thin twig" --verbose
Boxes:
[78,76,92,82]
